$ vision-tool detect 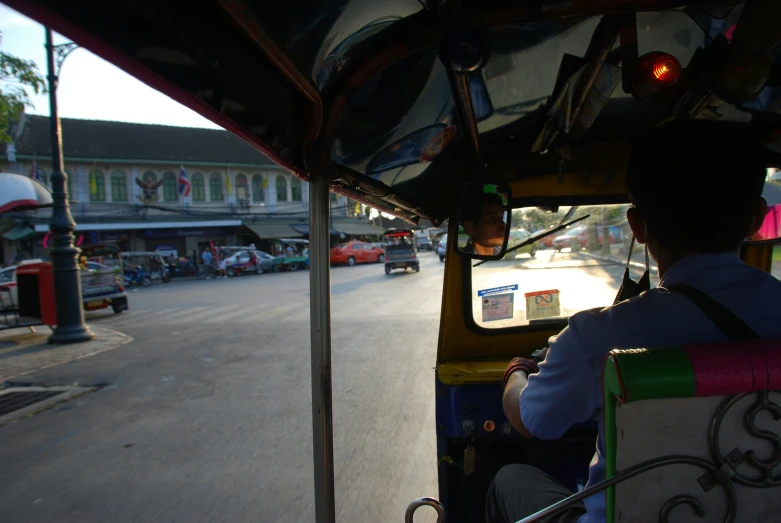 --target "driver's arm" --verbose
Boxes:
[503,372,533,438]
[506,321,599,439]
